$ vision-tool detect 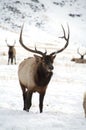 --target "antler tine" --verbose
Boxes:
[14,40,16,44]
[19,24,46,56]
[5,39,9,47]
[82,50,86,56]
[50,24,70,56]
[13,40,16,46]
[77,48,81,55]
[35,45,47,55]
[84,52,86,55]
[59,24,66,39]
[44,49,47,55]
